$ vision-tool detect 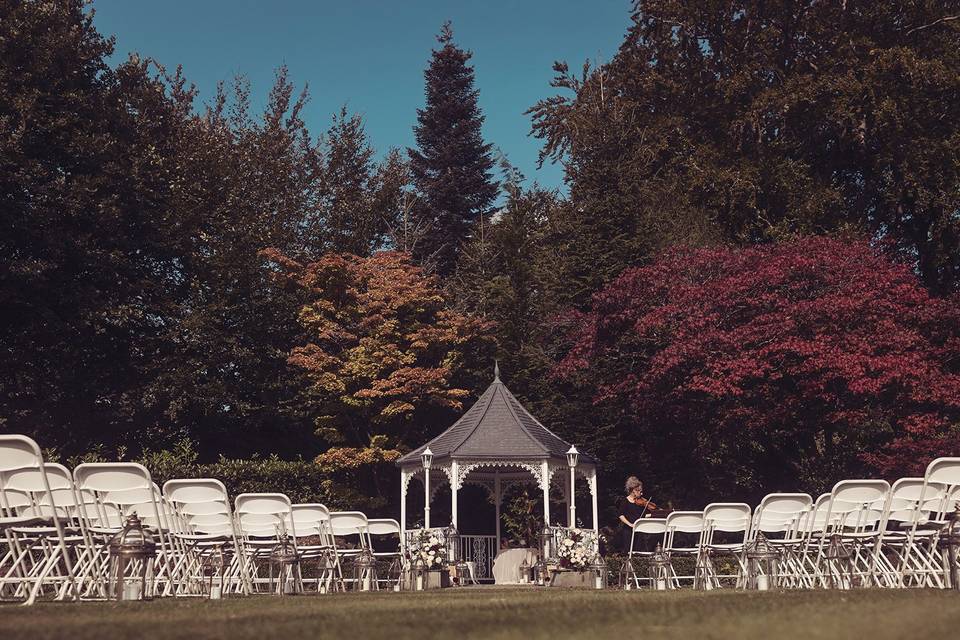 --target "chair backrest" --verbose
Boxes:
[328,511,370,549]
[887,478,944,524]
[234,493,294,538]
[702,503,751,545]
[824,479,891,533]
[73,463,167,539]
[288,503,333,542]
[628,517,667,555]
[924,458,960,519]
[164,478,236,536]
[752,493,812,538]
[664,511,704,550]
[367,518,401,553]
